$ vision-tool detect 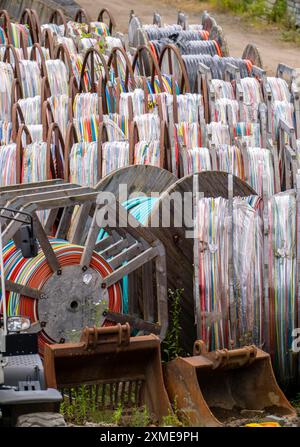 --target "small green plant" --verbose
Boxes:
[60,385,117,425]
[129,406,151,427]
[281,28,300,44]
[162,397,182,427]
[60,386,154,426]
[80,32,92,39]
[212,0,266,16]
[212,0,300,45]
[97,37,107,54]
[60,386,89,424]
[267,0,287,23]
[161,288,185,362]
[79,31,107,55]
[113,403,123,425]
[290,393,300,408]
